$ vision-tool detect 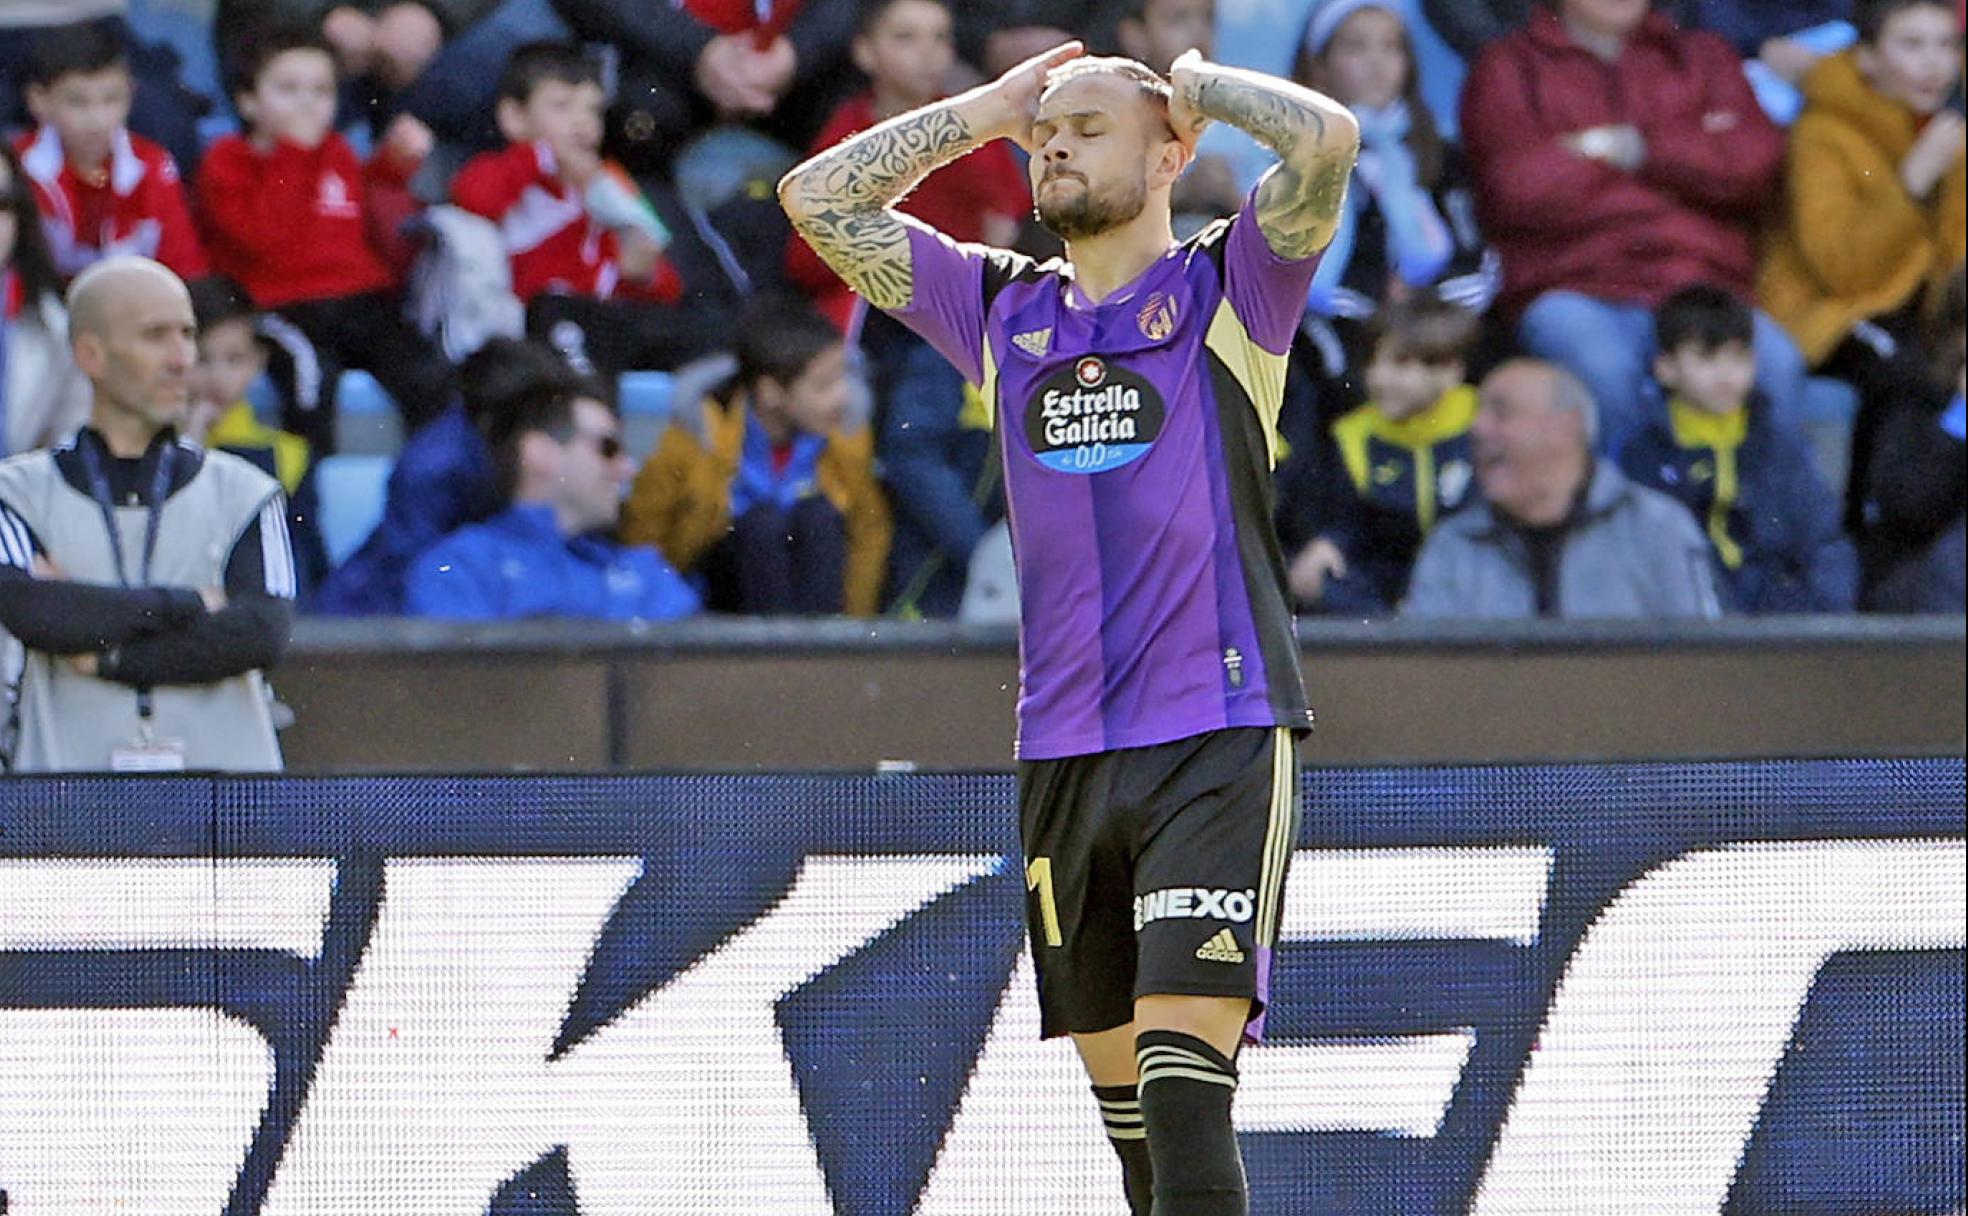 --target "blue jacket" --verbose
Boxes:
[406,503,700,621]
[314,404,500,616]
[1620,397,1857,613]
